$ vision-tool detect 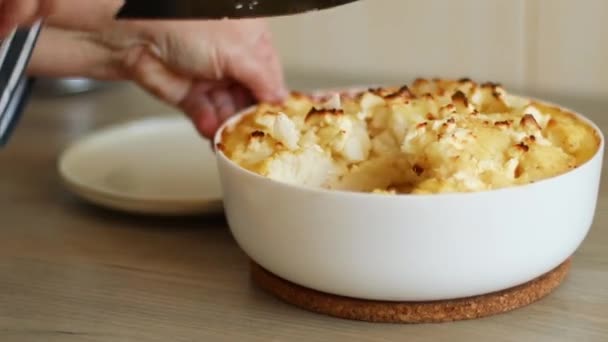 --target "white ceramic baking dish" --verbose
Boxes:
[213,89,604,302]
